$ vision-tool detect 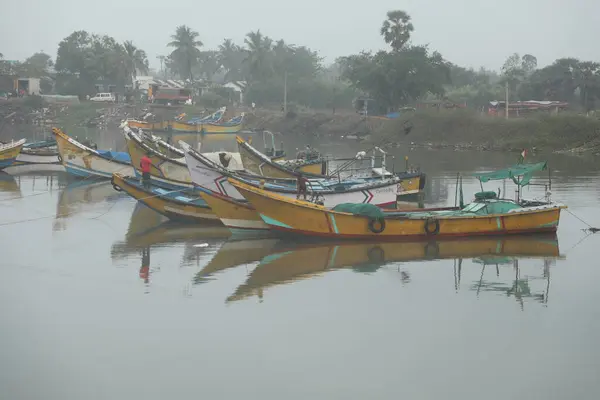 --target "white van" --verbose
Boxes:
[90,93,116,103]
